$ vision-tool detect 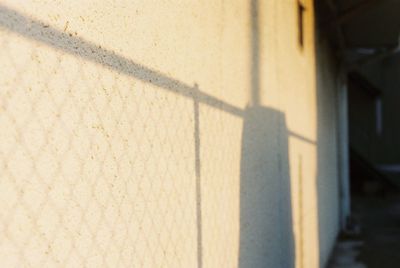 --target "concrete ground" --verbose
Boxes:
[355,194,400,268]
[328,240,366,268]
[328,194,400,268]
